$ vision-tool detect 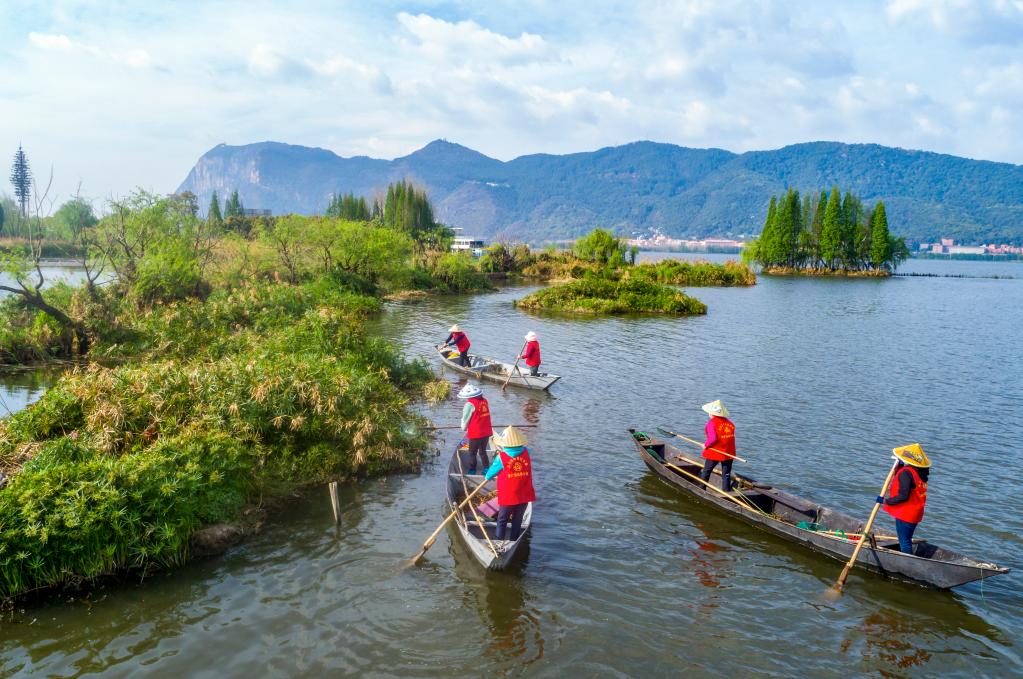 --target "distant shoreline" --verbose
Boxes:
[911,253,1023,262]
